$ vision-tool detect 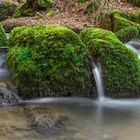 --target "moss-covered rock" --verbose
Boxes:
[102,10,140,30]
[80,28,140,96]
[0,2,17,21]
[46,11,55,17]
[34,12,44,19]
[7,25,93,98]
[113,13,140,32]
[115,26,139,42]
[125,0,140,7]
[120,12,140,24]
[0,23,7,47]
[101,10,140,42]
[13,0,52,18]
